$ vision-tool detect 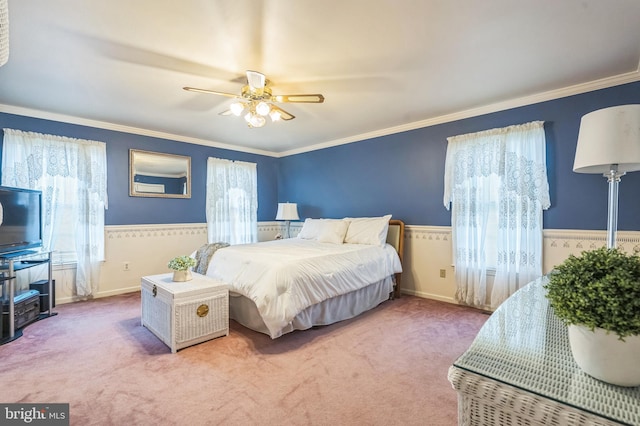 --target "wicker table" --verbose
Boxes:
[141,273,229,353]
[448,276,640,426]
